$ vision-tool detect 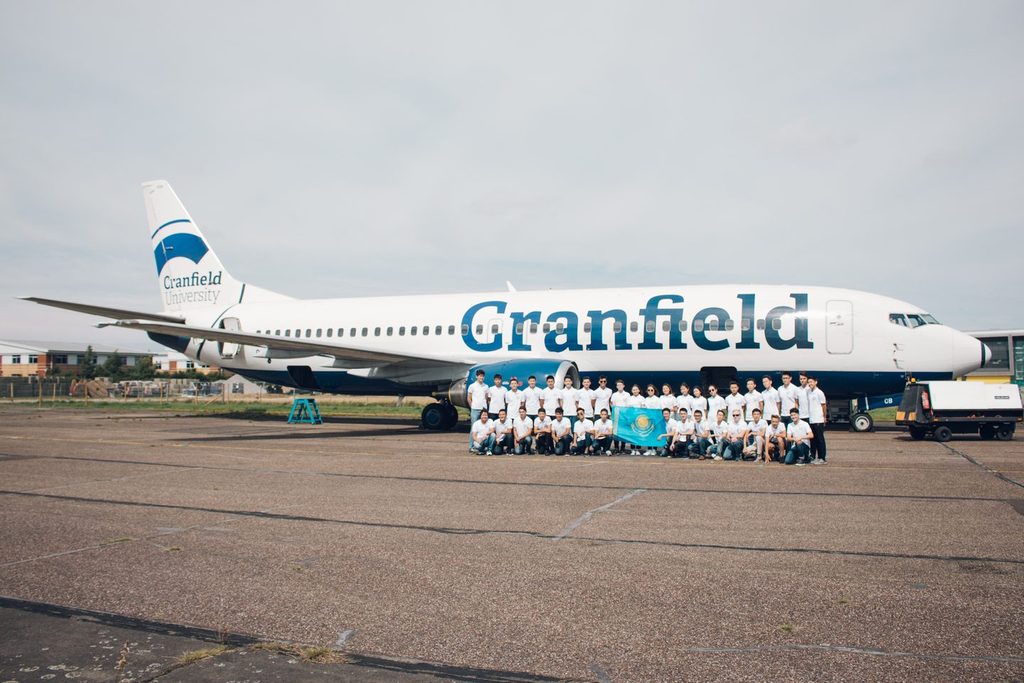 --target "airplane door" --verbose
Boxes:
[218,317,241,359]
[826,300,853,354]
